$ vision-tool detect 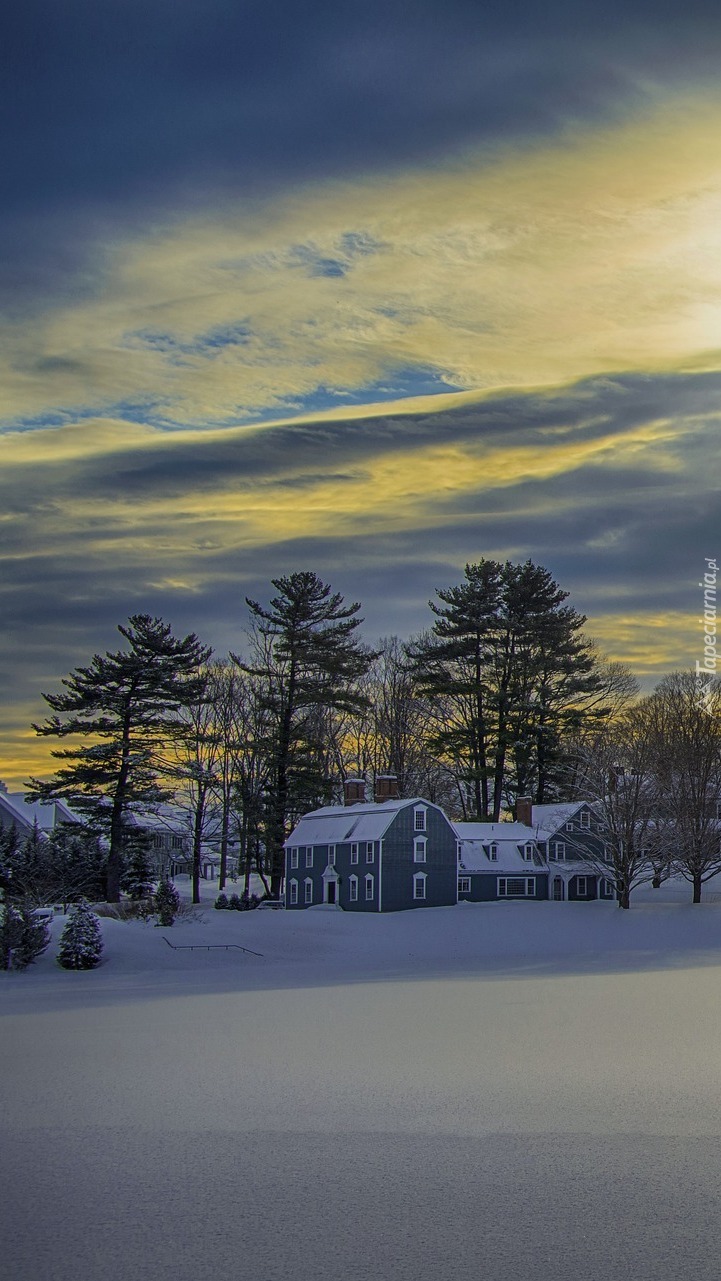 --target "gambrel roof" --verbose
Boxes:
[286,798,445,848]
